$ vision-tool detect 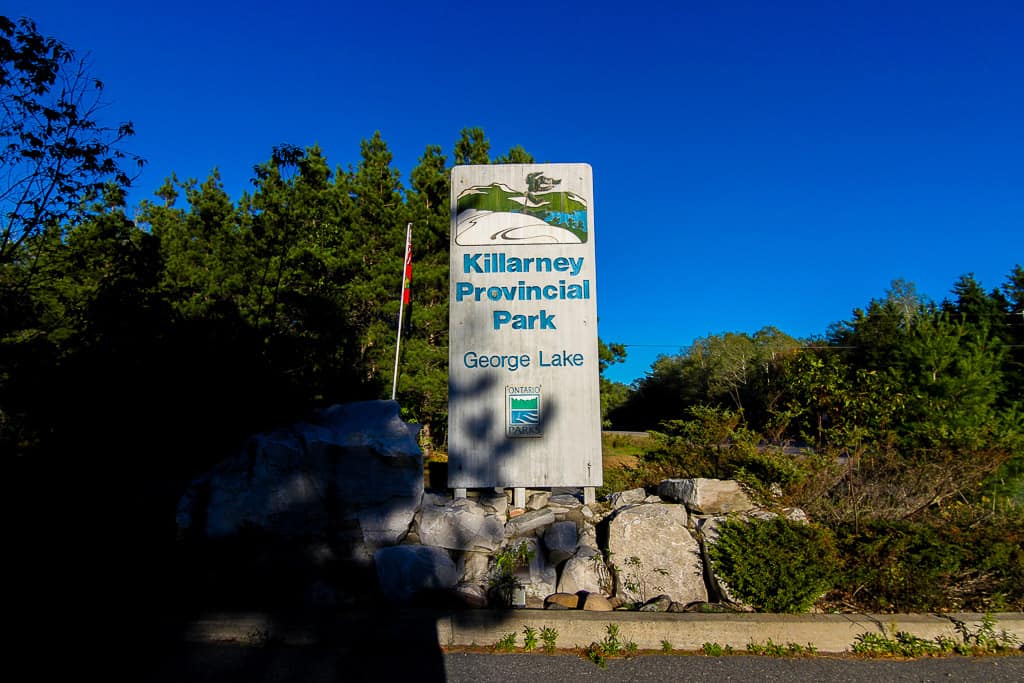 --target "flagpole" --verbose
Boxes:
[391,222,412,400]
